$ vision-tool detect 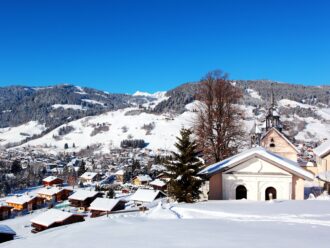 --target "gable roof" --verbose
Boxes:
[199,147,314,181]
[134,175,152,182]
[89,198,125,212]
[314,139,330,158]
[130,189,166,203]
[6,195,37,205]
[68,190,99,201]
[0,225,16,235]
[262,127,299,153]
[31,209,73,227]
[38,187,71,196]
[80,172,98,180]
[42,176,62,183]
